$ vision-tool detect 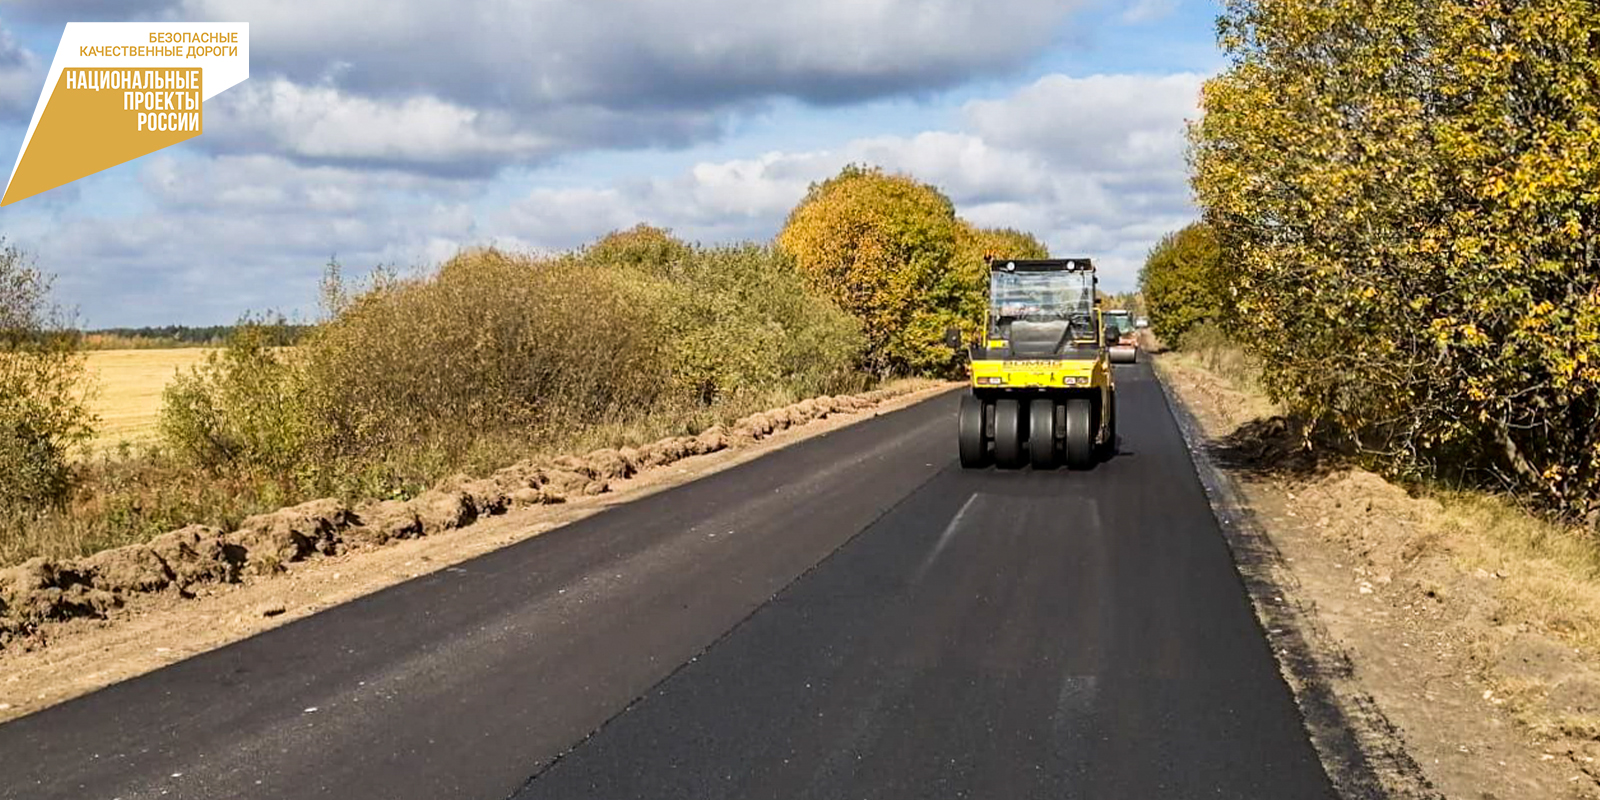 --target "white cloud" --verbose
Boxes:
[965,72,1205,170]
[12,154,482,325]
[166,0,1076,107]
[0,24,42,122]
[203,80,559,176]
[1121,0,1179,24]
[8,0,1084,173]
[493,73,1203,289]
